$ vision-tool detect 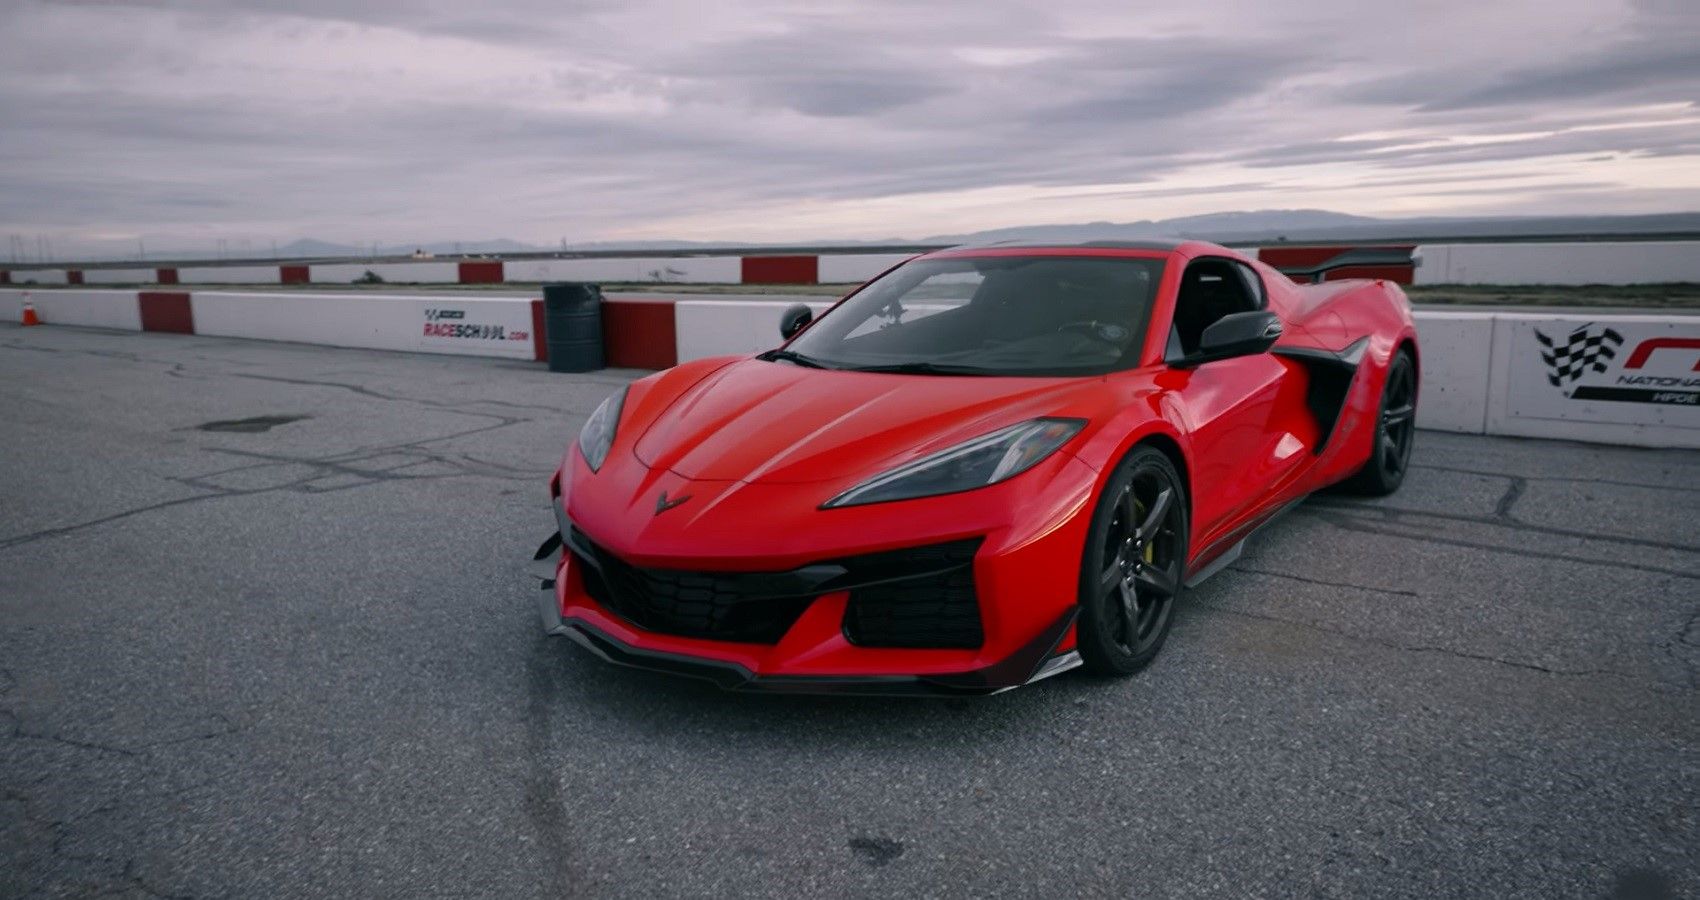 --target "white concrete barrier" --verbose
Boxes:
[509,257,743,284]
[0,288,142,330]
[1414,241,1700,286]
[1485,313,1700,446]
[191,291,540,359]
[1412,311,1496,434]
[8,270,69,285]
[675,300,835,362]
[309,262,460,284]
[818,253,914,284]
[178,265,282,284]
[81,268,155,285]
